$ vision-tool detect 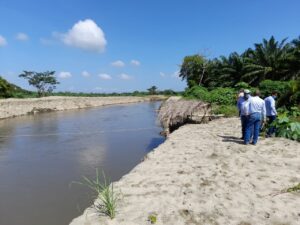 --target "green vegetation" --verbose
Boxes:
[287,183,300,193]
[19,71,59,97]
[0,77,180,98]
[180,36,300,139]
[211,104,237,117]
[184,86,236,105]
[147,86,158,95]
[179,36,299,88]
[271,107,300,141]
[0,76,35,98]
[74,169,118,219]
[148,213,157,224]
